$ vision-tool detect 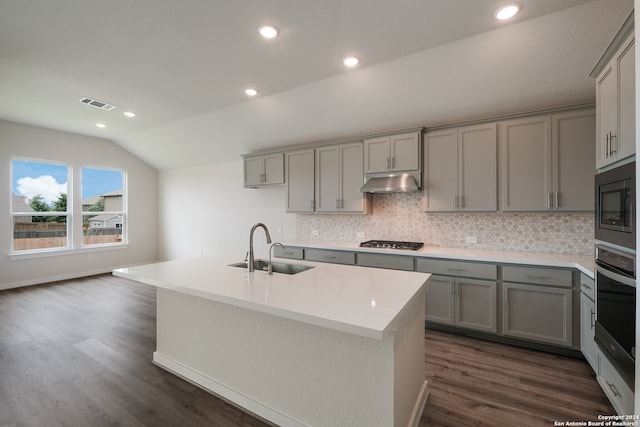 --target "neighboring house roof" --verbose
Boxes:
[12,192,33,212]
[88,213,122,222]
[101,189,122,198]
[81,194,102,206]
